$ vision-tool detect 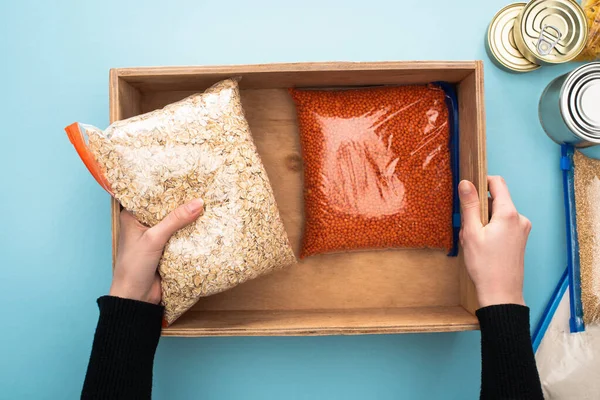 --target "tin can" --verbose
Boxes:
[514,0,588,65]
[539,62,600,157]
[486,3,541,73]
